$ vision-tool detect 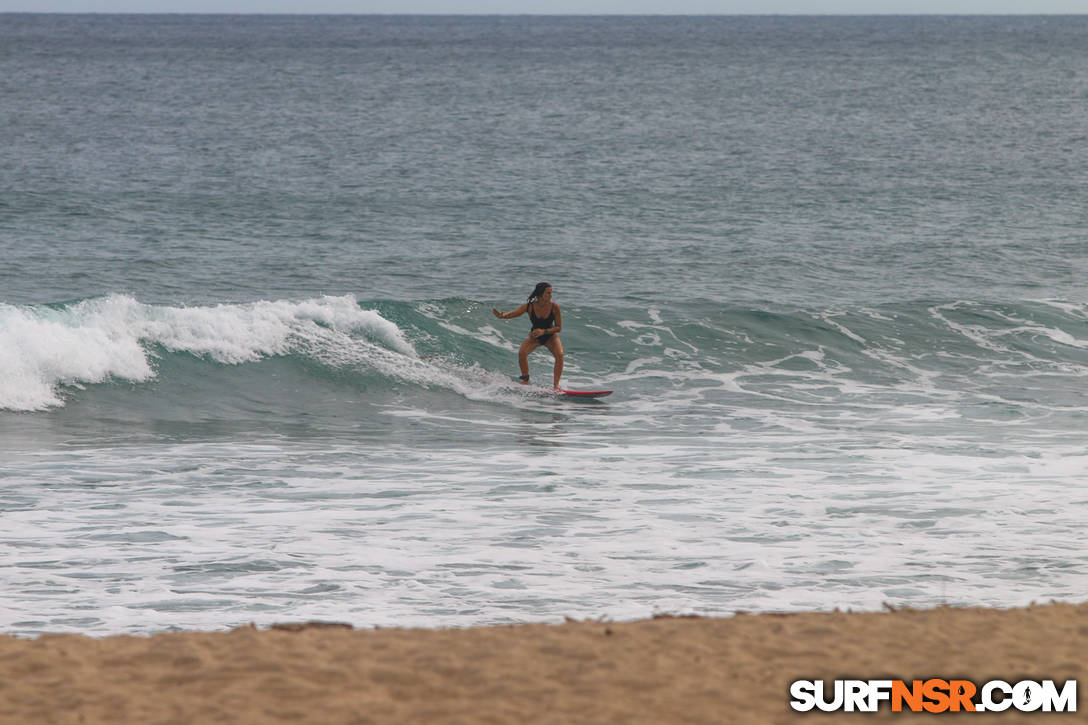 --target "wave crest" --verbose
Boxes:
[0,294,415,411]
